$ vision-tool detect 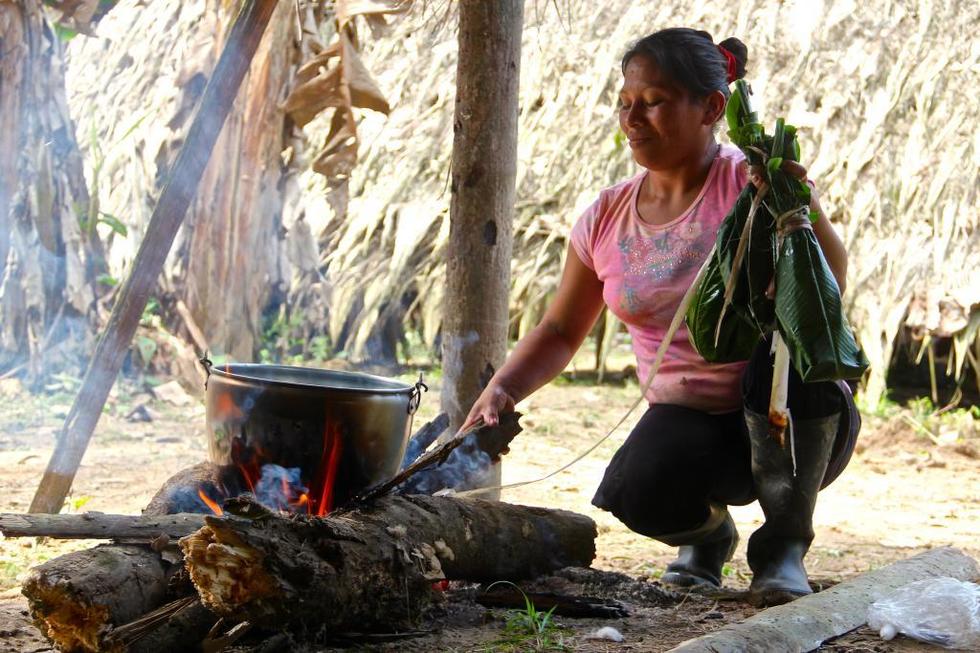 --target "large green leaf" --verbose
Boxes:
[686,243,762,363]
[714,186,776,333]
[774,230,870,381]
